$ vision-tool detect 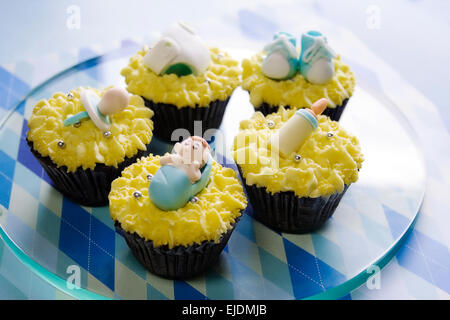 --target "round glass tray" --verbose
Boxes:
[0,43,426,300]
